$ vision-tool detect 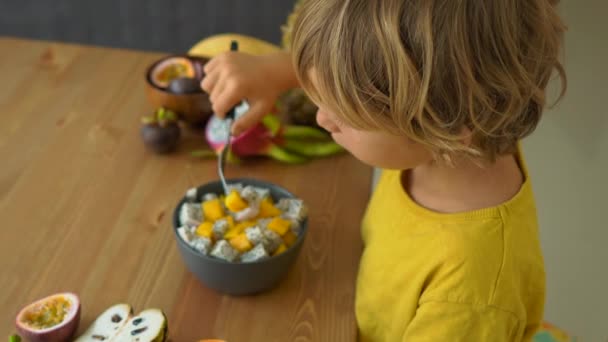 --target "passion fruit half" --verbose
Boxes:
[15,293,81,342]
[150,57,196,88]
